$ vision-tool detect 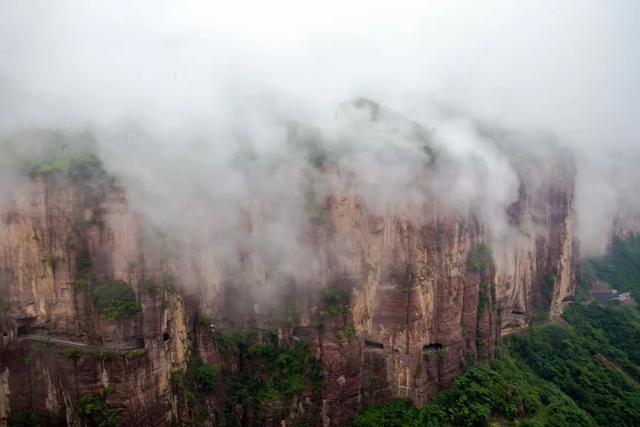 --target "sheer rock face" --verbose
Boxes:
[0,159,575,426]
